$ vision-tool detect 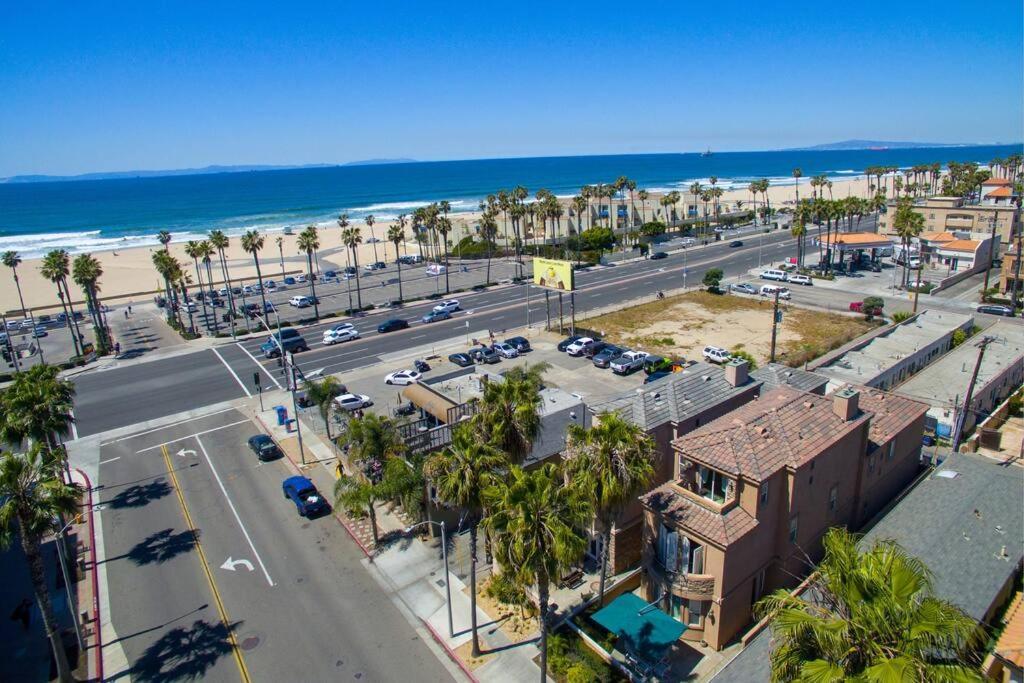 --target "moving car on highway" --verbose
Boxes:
[261,329,309,358]
[788,274,813,286]
[977,304,1014,317]
[730,283,758,295]
[282,476,330,517]
[323,326,360,344]
[433,299,460,314]
[377,319,409,333]
[421,309,451,323]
